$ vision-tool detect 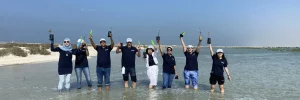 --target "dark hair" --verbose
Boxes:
[167,47,173,51]
[215,53,228,63]
[145,48,154,54]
